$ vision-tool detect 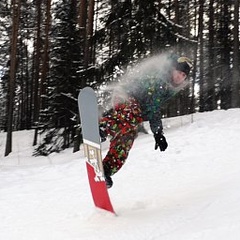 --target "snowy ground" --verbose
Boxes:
[0,109,240,240]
